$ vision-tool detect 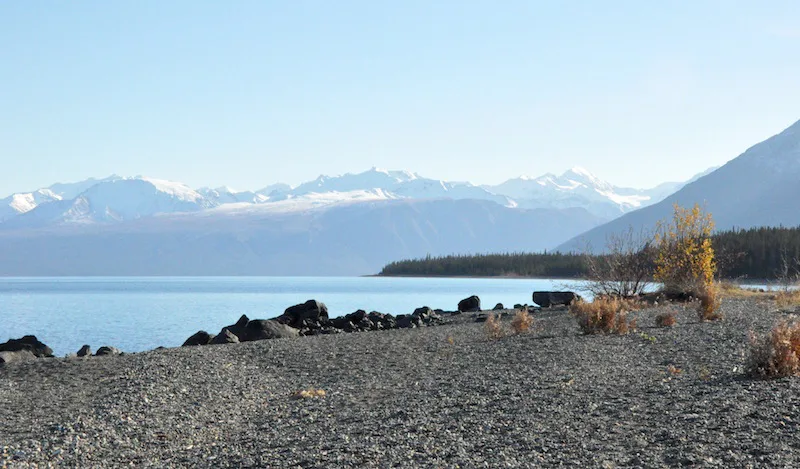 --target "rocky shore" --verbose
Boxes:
[3,296,800,467]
